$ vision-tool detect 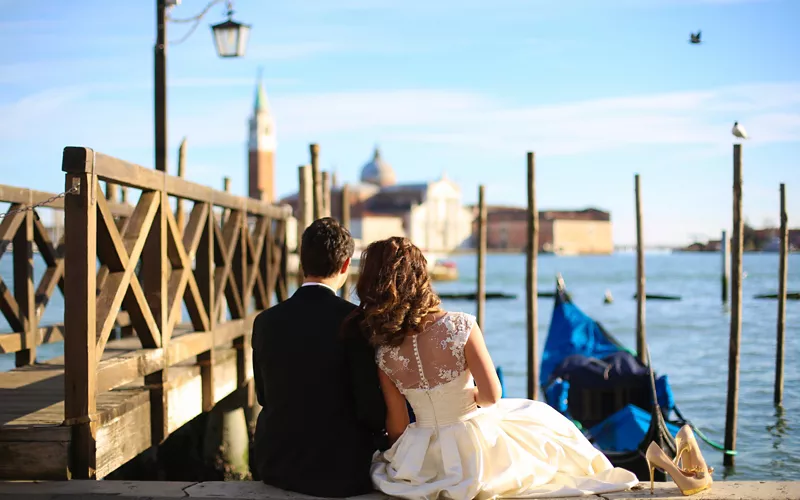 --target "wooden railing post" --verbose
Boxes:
[235,202,251,404]
[143,176,169,445]
[176,137,187,235]
[62,147,98,479]
[13,193,36,367]
[279,219,289,301]
[197,197,216,412]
